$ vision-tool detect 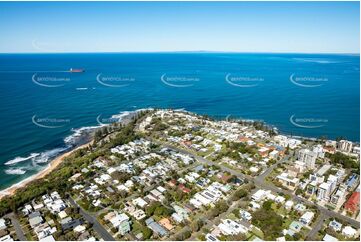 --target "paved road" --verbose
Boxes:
[68,196,115,241]
[306,213,328,240]
[187,199,243,241]
[257,154,291,181]
[5,213,26,241]
[159,141,360,229]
